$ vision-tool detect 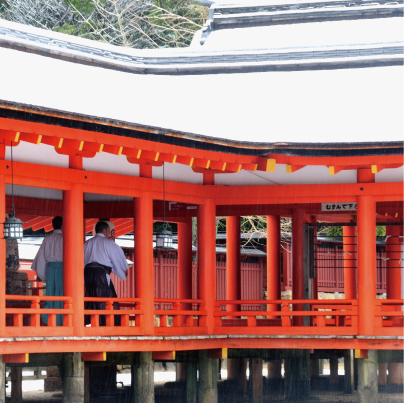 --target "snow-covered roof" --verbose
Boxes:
[0,0,402,147]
